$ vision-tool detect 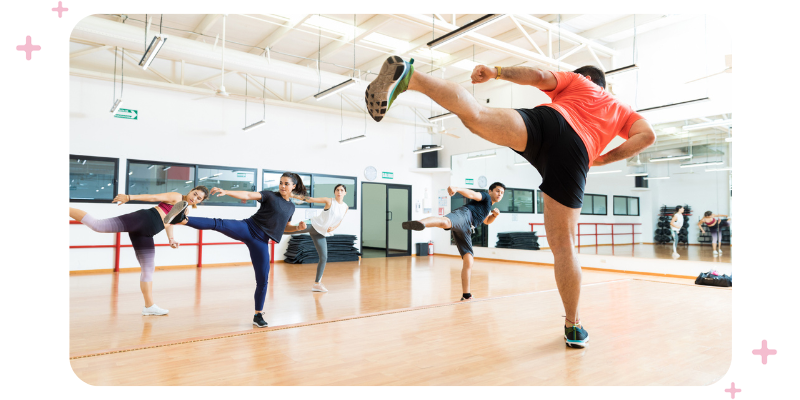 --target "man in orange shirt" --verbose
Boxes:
[366,56,656,349]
